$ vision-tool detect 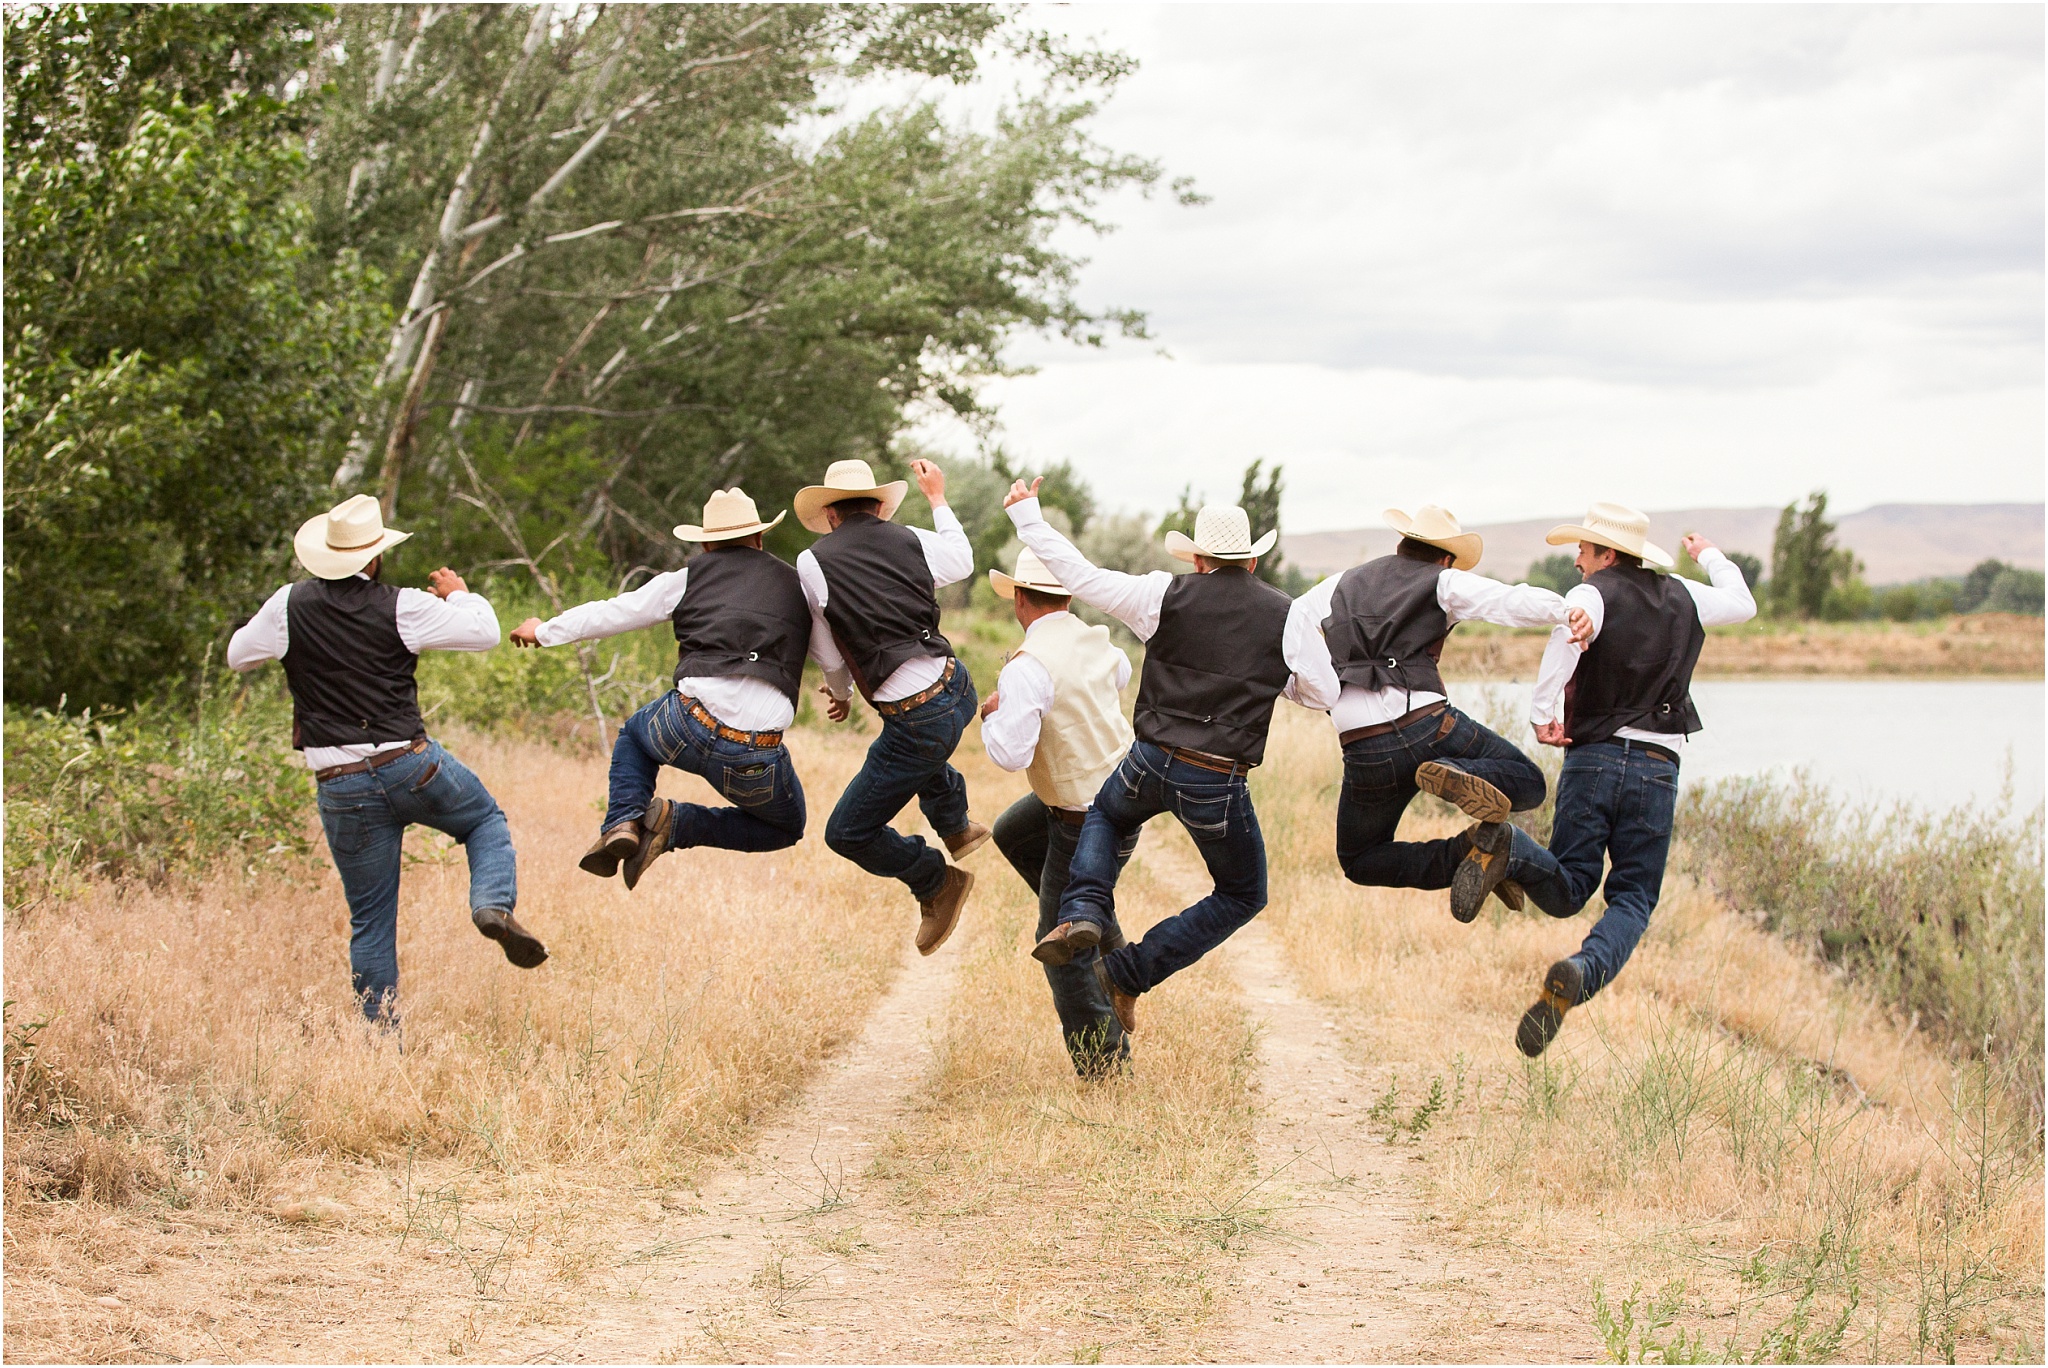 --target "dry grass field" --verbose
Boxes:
[1442,613,2044,681]
[5,693,2041,1362]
